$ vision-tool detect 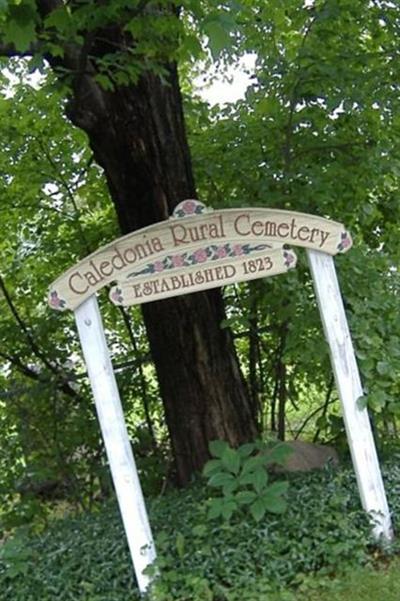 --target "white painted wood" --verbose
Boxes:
[307,249,393,541]
[74,295,156,594]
